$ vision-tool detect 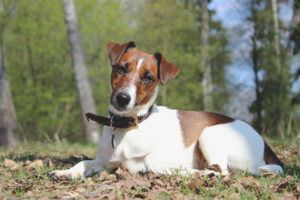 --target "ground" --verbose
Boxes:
[0,137,299,199]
